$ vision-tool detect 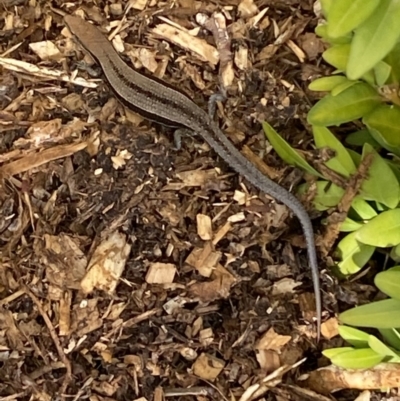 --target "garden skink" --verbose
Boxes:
[64,14,321,339]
